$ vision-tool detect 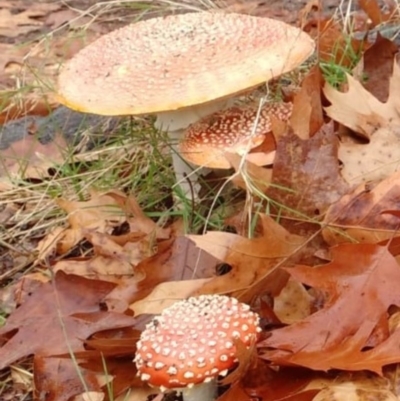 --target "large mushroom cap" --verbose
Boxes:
[134,295,261,389]
[179,102,293,168]
[57,12,315,116]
